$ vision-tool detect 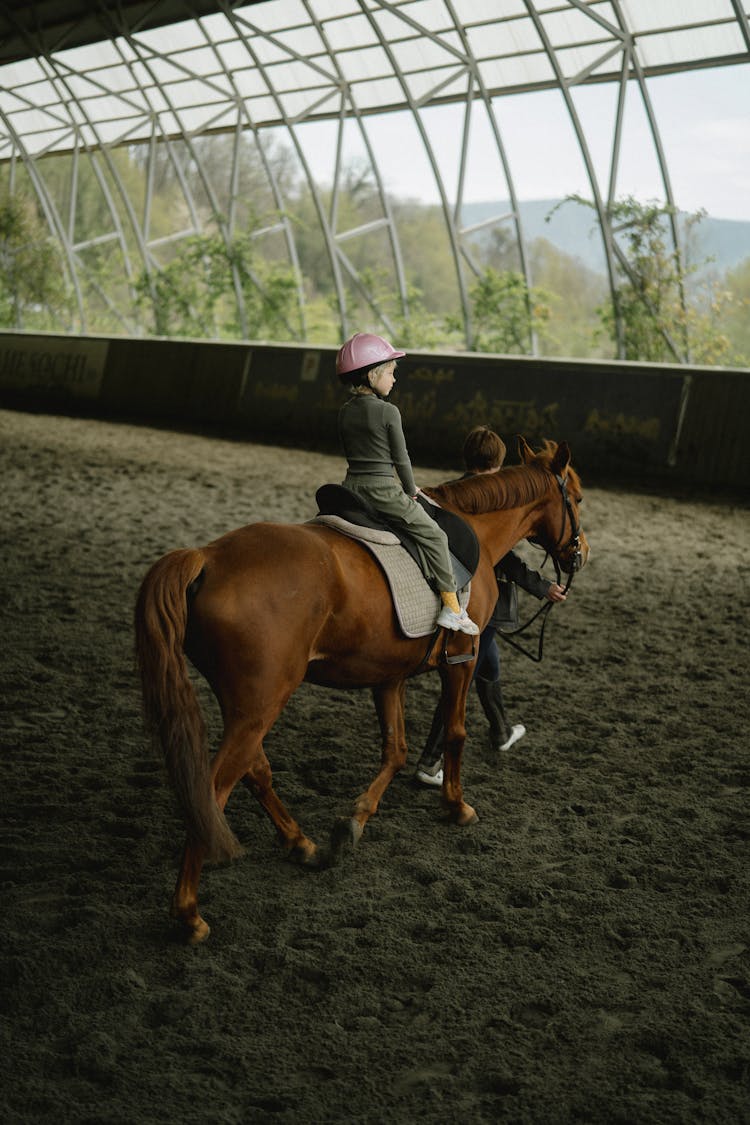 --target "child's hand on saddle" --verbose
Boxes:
[414,487,439,506]
[546,584,567,602]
